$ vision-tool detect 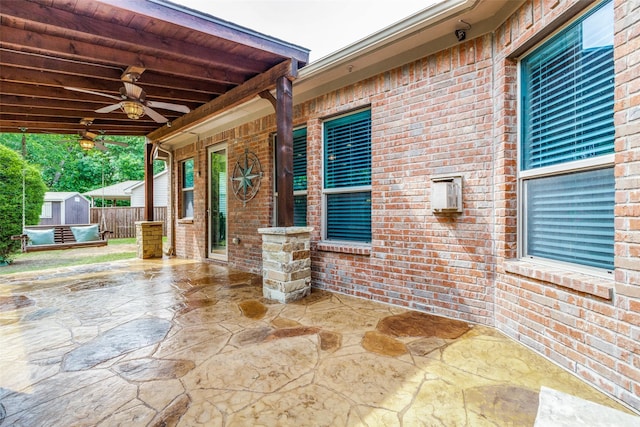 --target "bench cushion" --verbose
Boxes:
[70,224,100,242]
[25,228,55,245]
